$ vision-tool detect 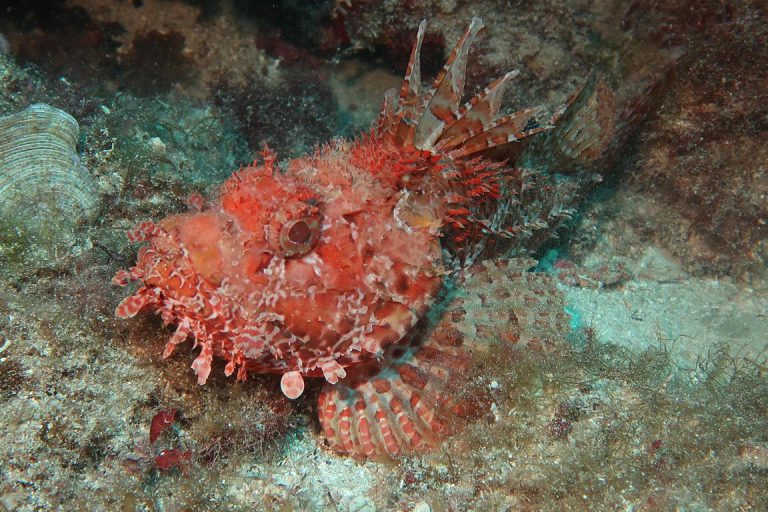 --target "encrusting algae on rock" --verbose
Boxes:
[114,18,602,459]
